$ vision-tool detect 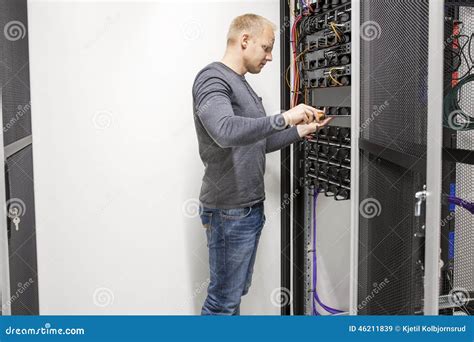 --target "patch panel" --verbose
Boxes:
[316,106,350,116]
[305,65,351,88]
[305,25,351,50]
[304,43,351,70]
[294,0,352,203]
